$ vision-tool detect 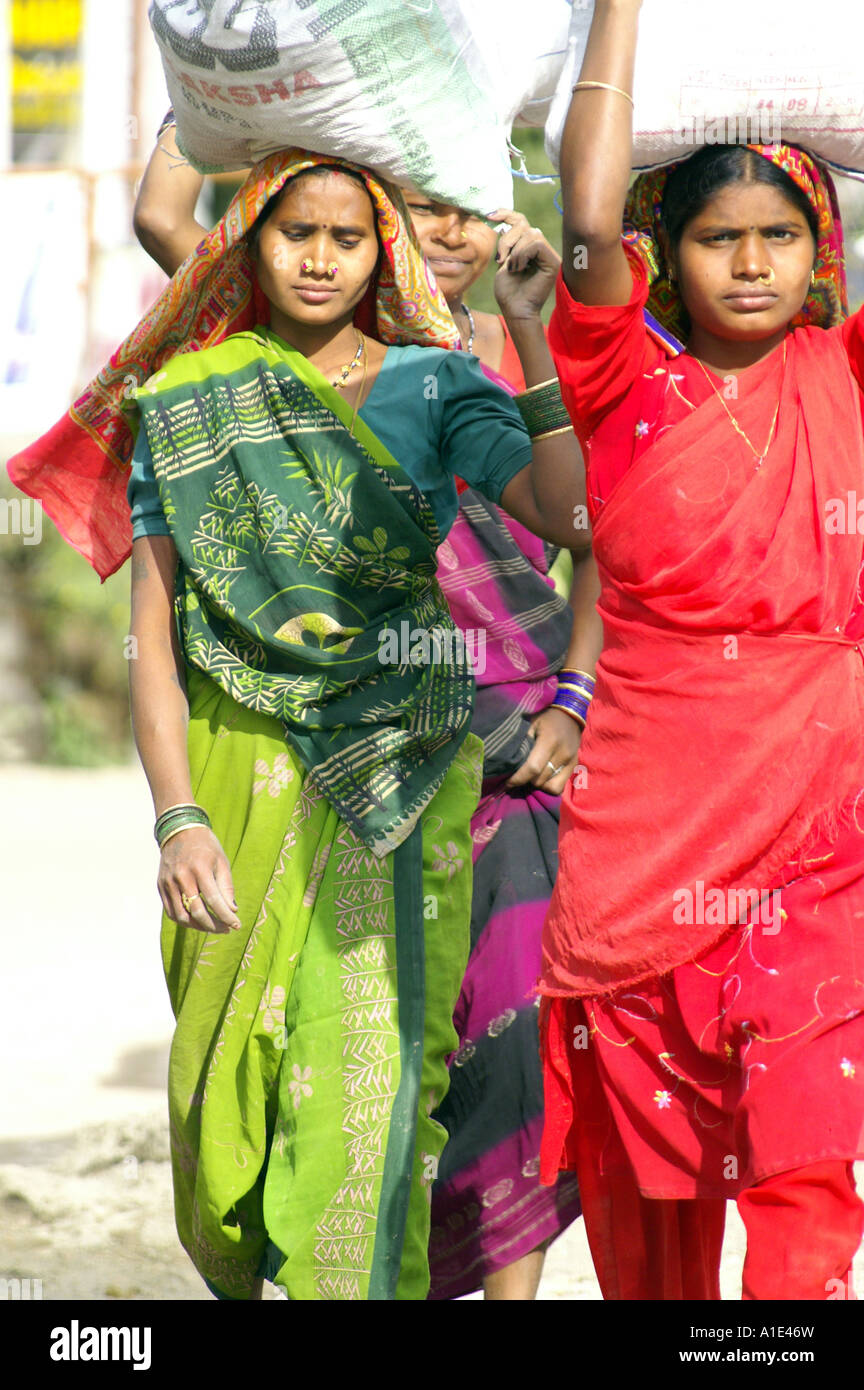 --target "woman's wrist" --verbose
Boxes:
[155,802,211,849]
[503,315,554,378]
[154,791,195,817]
[499,306,545,332]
